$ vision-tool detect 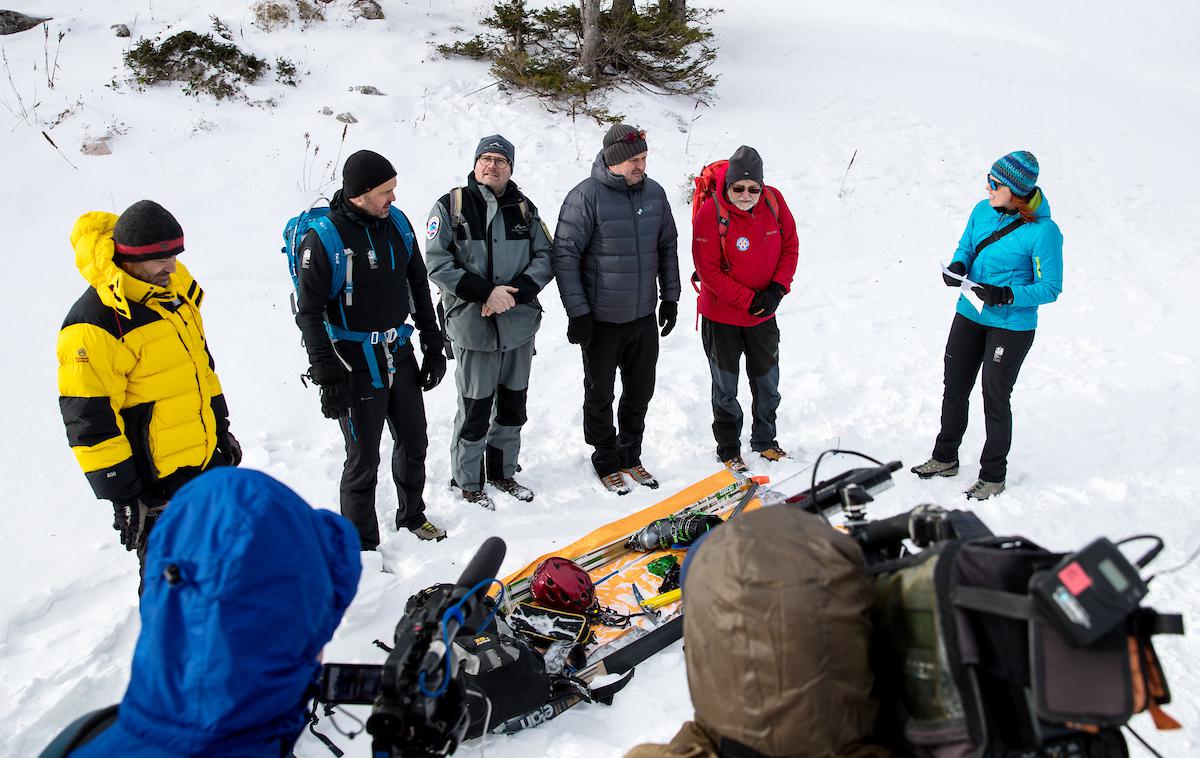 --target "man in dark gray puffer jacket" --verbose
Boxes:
[551,124,680,495]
